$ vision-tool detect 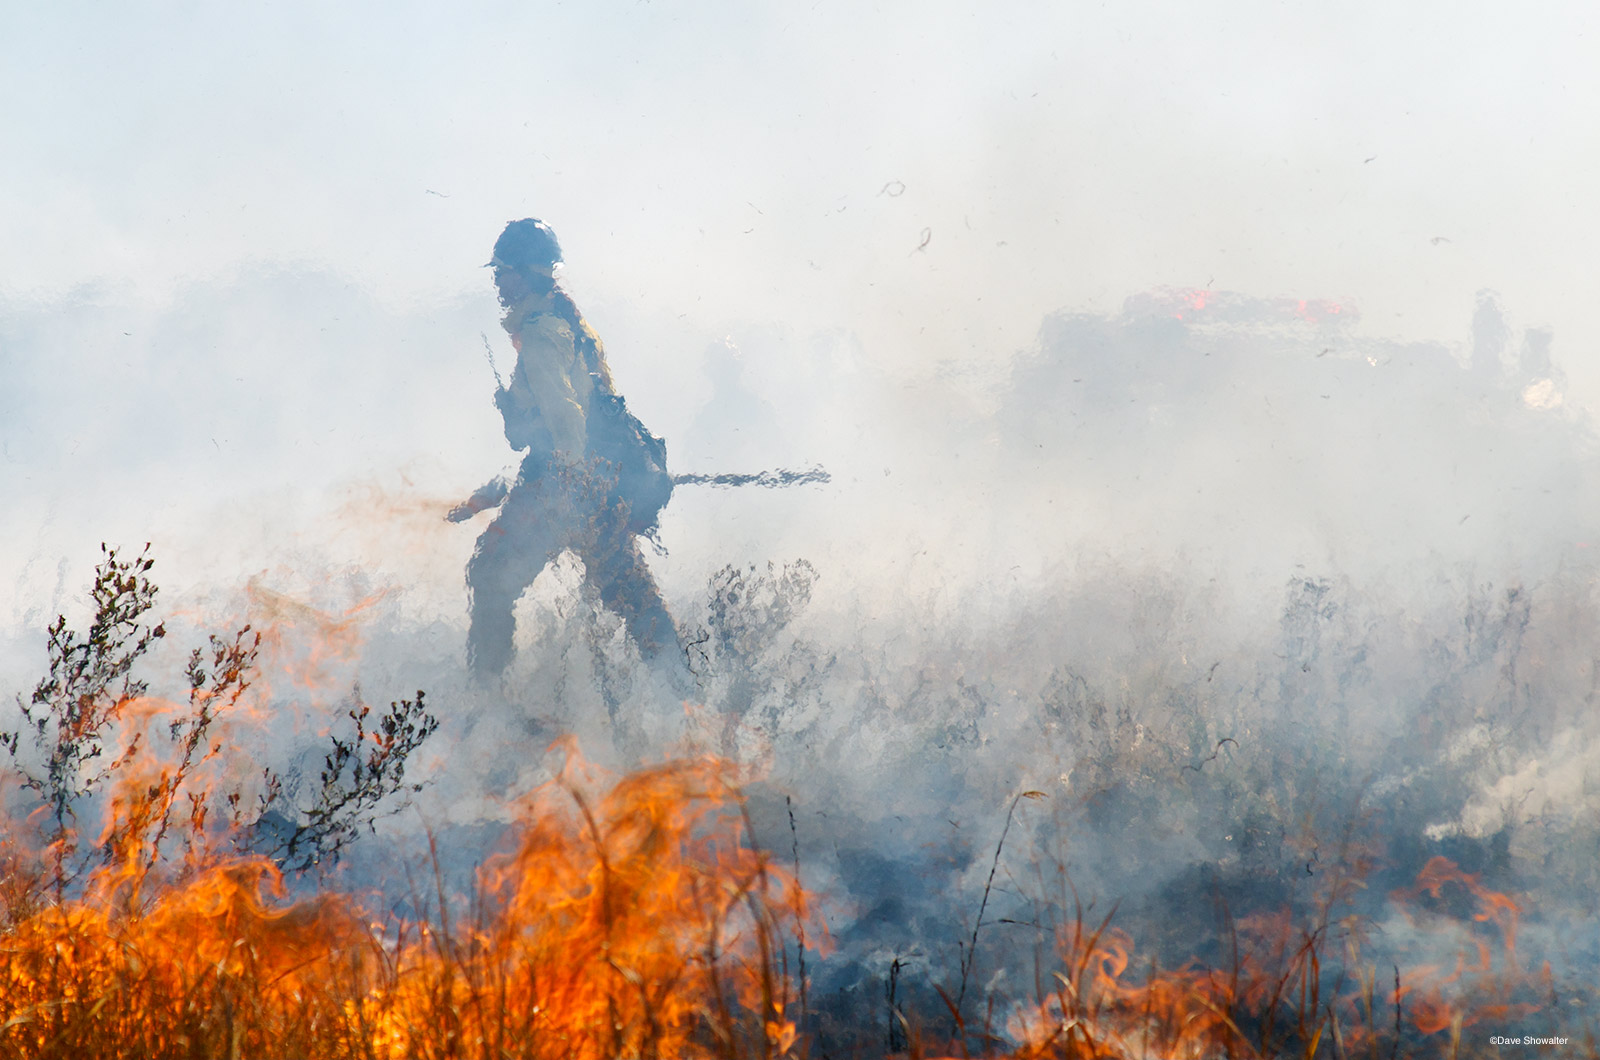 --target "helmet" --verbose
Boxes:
[488,218,563,271]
